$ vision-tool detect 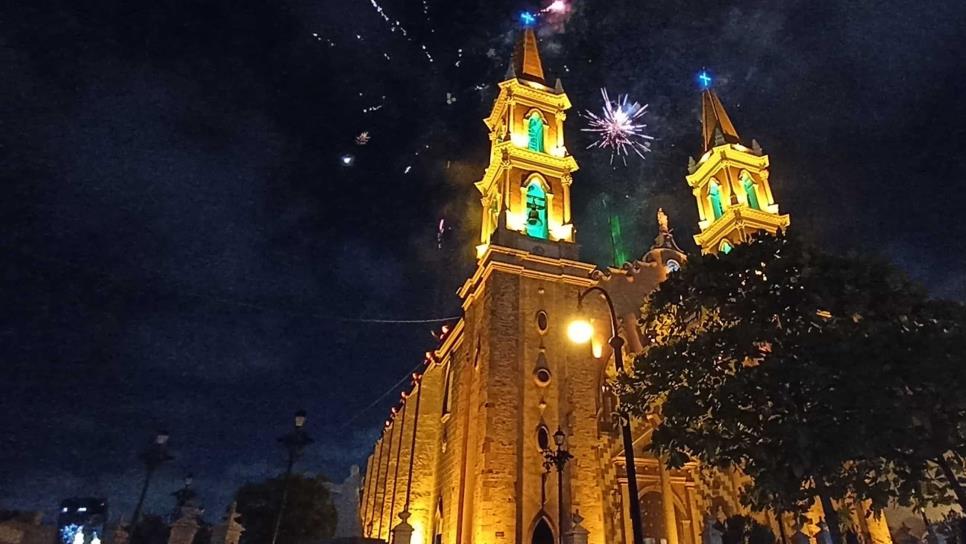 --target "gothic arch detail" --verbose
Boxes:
[529,514,556,544]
